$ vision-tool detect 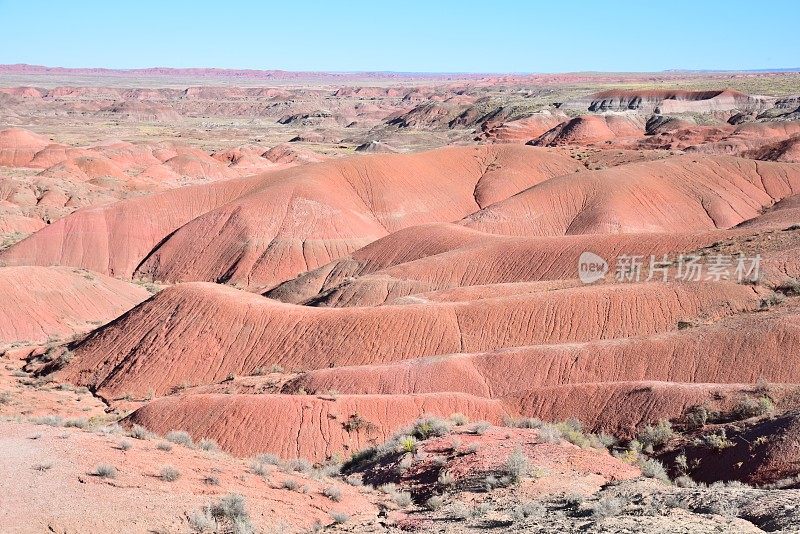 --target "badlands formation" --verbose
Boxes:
[3,67,800,532]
